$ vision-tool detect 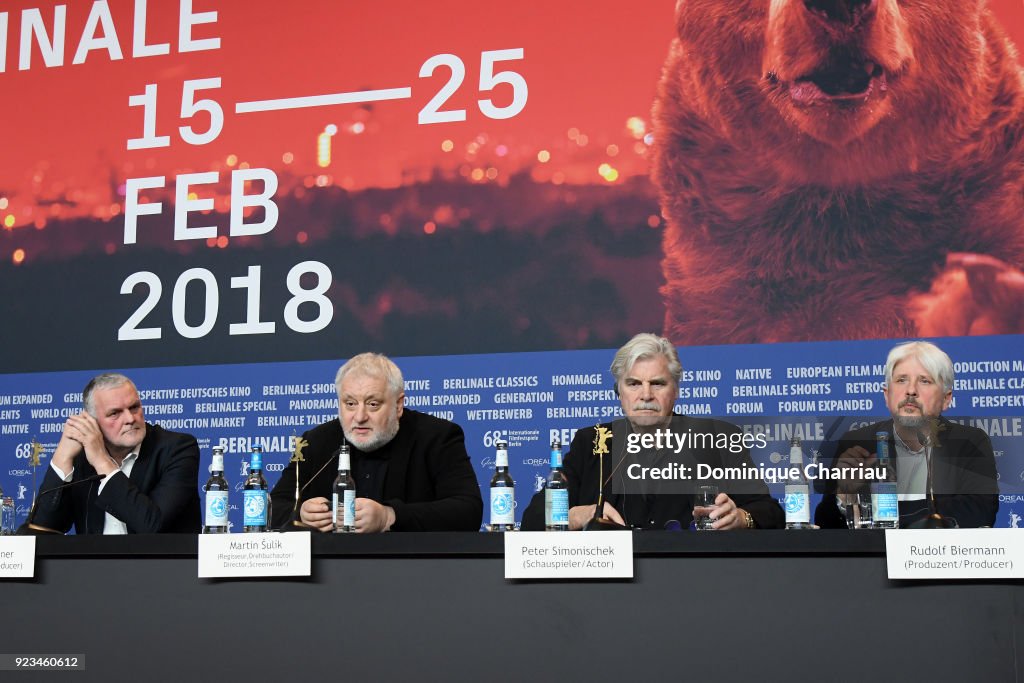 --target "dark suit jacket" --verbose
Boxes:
[814,418,998,528]
[521,419,784,530]
[28,423,200,534]
[270,410,483,531]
